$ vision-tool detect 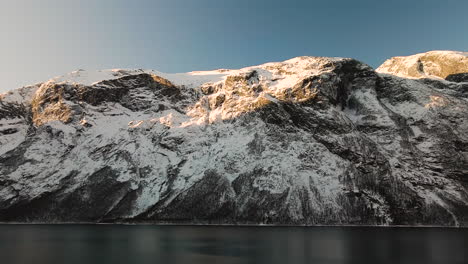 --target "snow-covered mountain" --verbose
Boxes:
[1,51,467,226]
